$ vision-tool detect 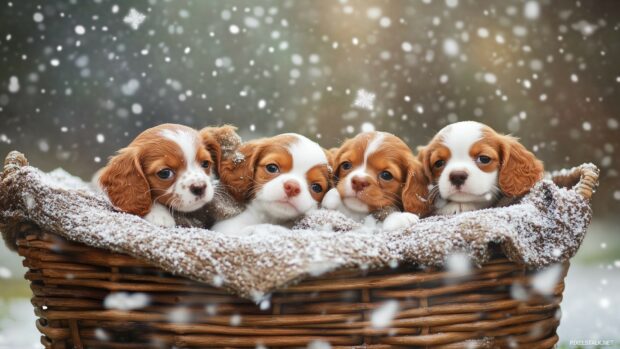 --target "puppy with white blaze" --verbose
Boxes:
[322,131,430,231]
[212,133,331,234]
[418,121,544,215]
[98,124,235,227]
